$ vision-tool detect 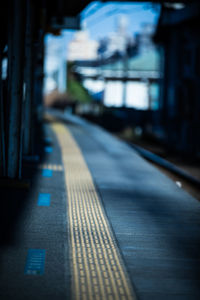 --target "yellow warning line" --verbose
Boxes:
[52,123,136,300]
